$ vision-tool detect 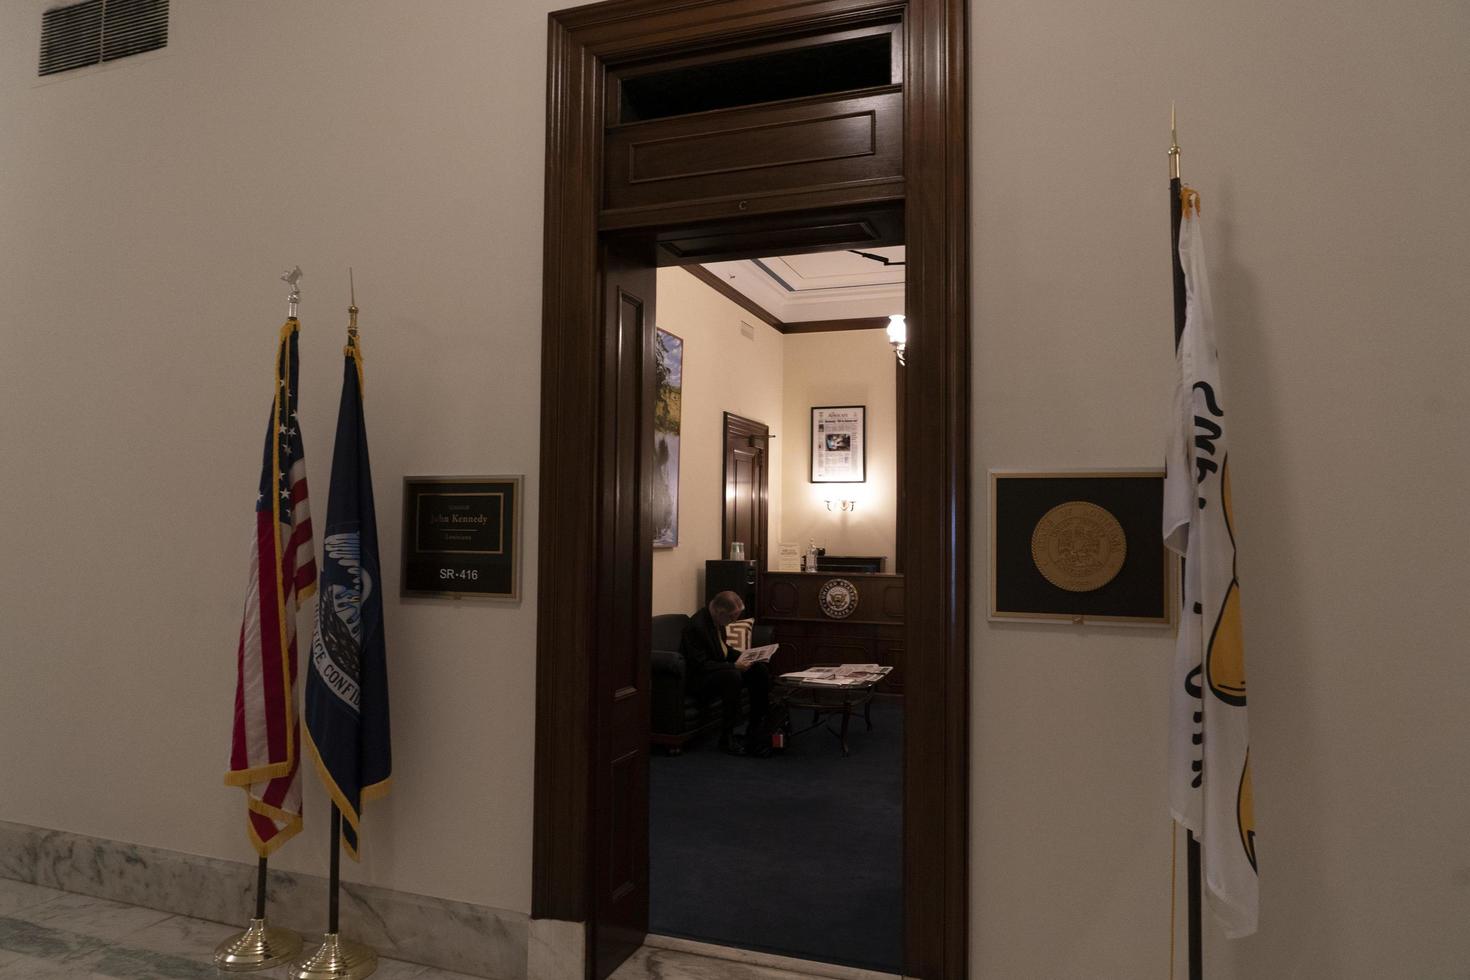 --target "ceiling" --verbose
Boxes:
[701,245,904,323]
